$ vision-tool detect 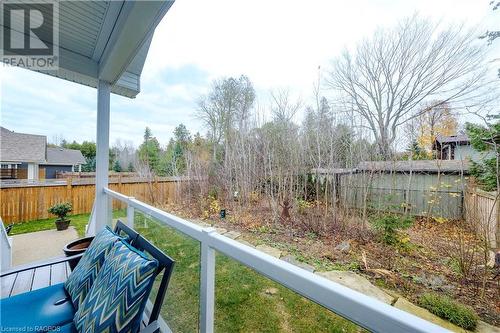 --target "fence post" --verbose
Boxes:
[200,228,216,333]
[66,176,73,207]
[126,198,135,228]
